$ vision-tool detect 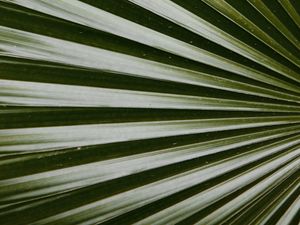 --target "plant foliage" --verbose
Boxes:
[0,0,300,224]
